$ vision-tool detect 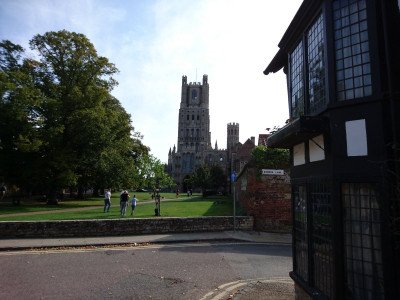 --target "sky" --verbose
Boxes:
[0,0,303,163]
